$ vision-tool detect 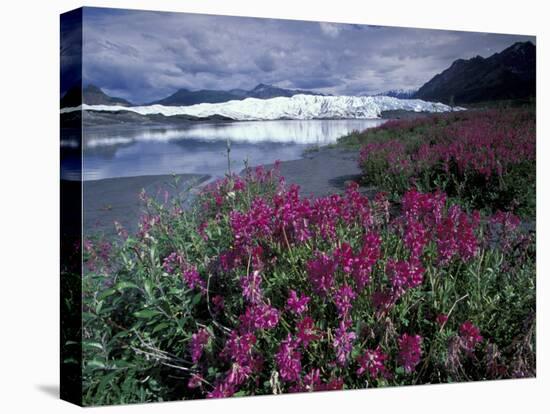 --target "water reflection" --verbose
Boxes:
[62,119,385,180]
